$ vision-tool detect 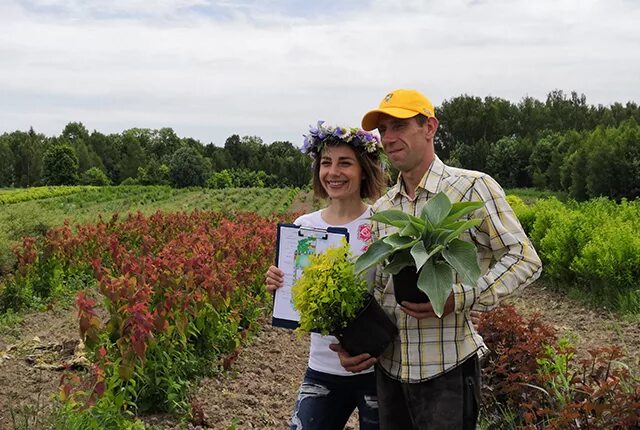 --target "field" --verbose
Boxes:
[0,186,299,274]
[0,186,638,429]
